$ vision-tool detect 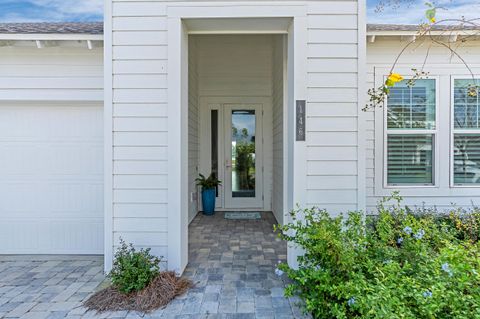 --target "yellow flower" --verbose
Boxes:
[430,17,436,23]
[388,73,404,84]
